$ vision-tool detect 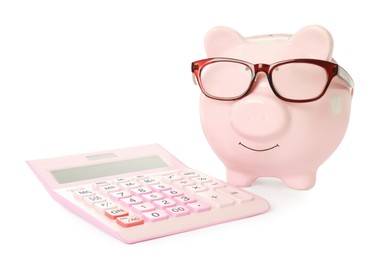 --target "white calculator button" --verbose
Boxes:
[132,202,156,213]
[162,188,184,198]
[74,189,95,199]
[112,177,130,183]
[119,181,140,189]
[116,215,144,228]
[193,176,212,183]
[165,205,190,217]
[179,171,200,178]
[204,181,226,189]
[186,202,211,213]
[195,191,234,208]
[84,195,106,206]
[142,192,164,202]
[132,175,148,180]
[151,183,172,191]
[153,198,176,209]
[185,184,207,193]
[174,195,196,205]
[130,187,153,196]
[109,190,132,200]
[105,208,129,219]
[98,185,120,194]
[142,210,169,222]
[161,174,182,183]
[139,178,159,186]
[217,187,254,203]
[94,201,117,212]
[92,181,111,189]
[120,196,143,207]
[173,179,195,189]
